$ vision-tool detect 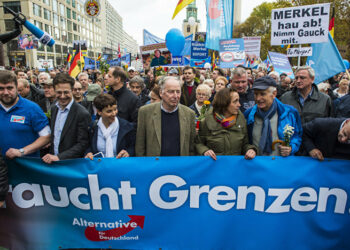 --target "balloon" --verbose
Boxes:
[166,28,185,56]
[343,59,350,70]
